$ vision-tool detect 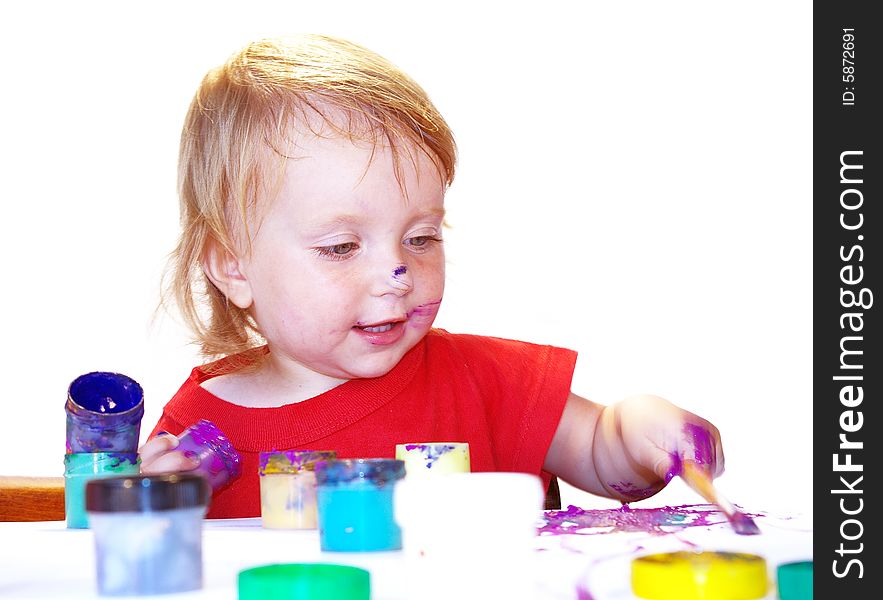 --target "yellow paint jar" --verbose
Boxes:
[631,551,768,600]
[395,442,470,478]
[259,450,336,529]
